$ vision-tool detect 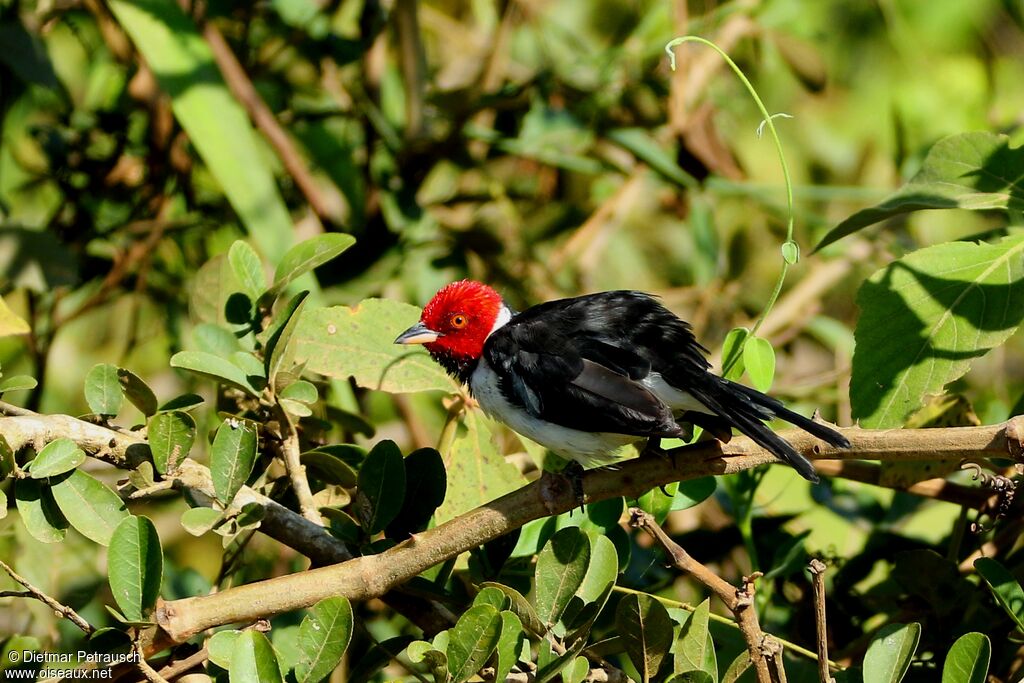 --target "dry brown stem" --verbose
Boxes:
[808,559,836,683]
[0,559,95,635]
